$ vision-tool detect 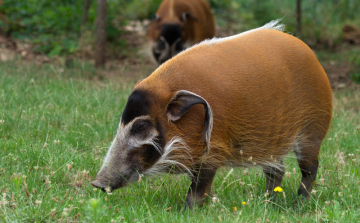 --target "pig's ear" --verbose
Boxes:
[166,90,213,153]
